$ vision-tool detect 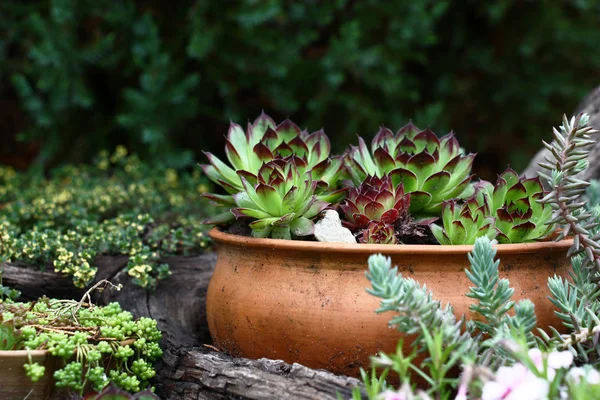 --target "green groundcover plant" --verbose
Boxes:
[202,112,555,245]
[0,280,162,398]
[342,114,600,399]
[0,147,216,289]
